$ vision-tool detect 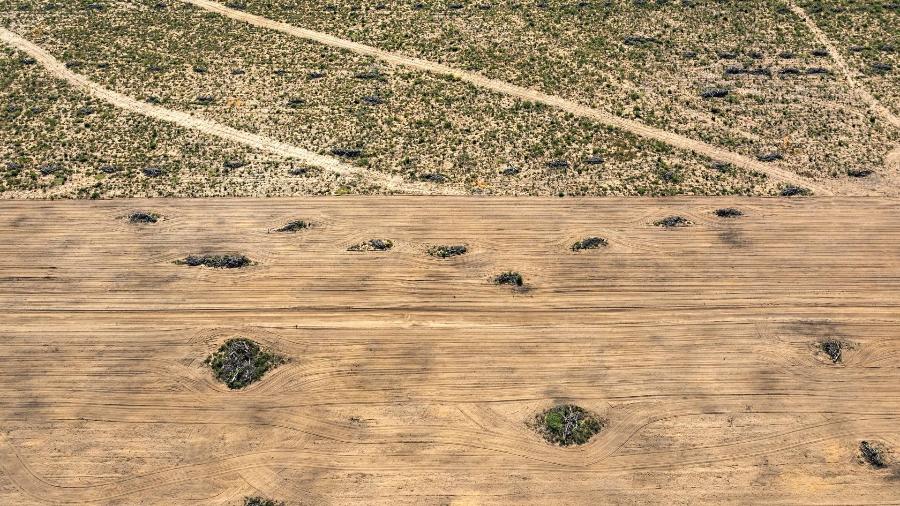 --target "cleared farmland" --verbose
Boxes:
[1,198,899,504]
